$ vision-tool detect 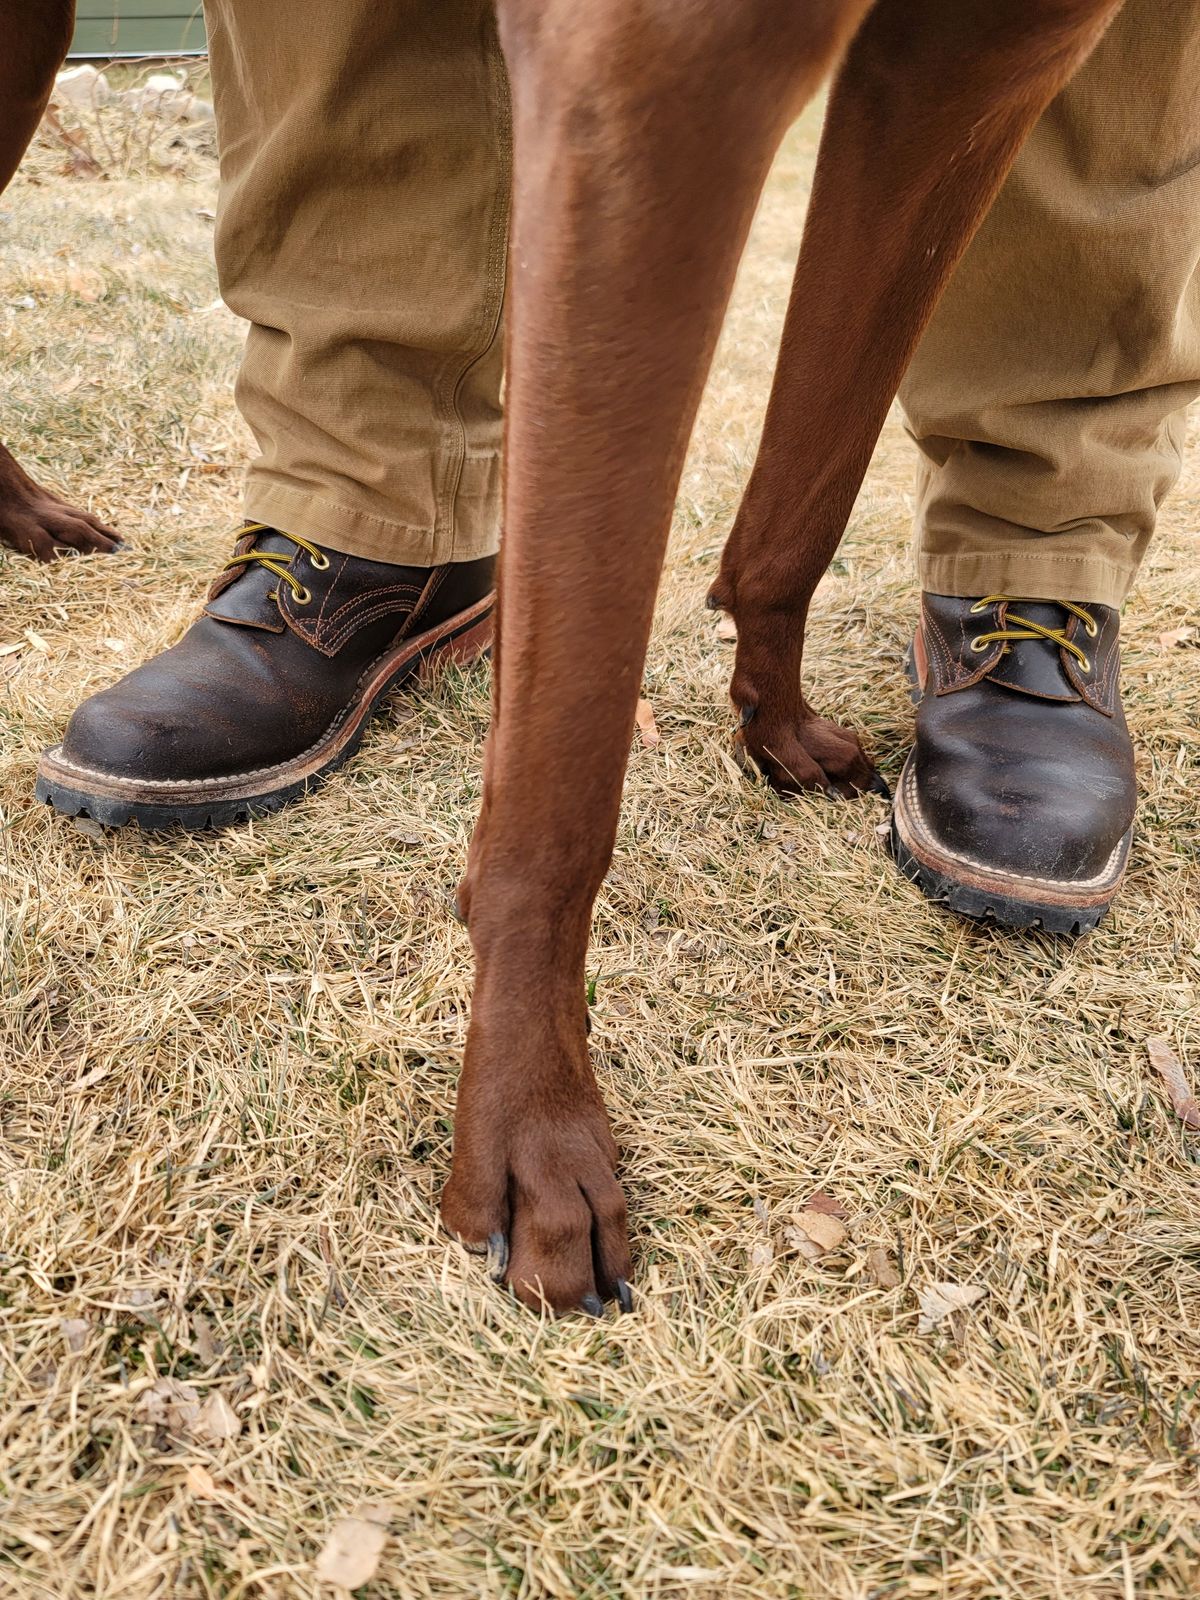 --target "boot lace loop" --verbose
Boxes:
[968,594,1097,670]
[222,521,329,607]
